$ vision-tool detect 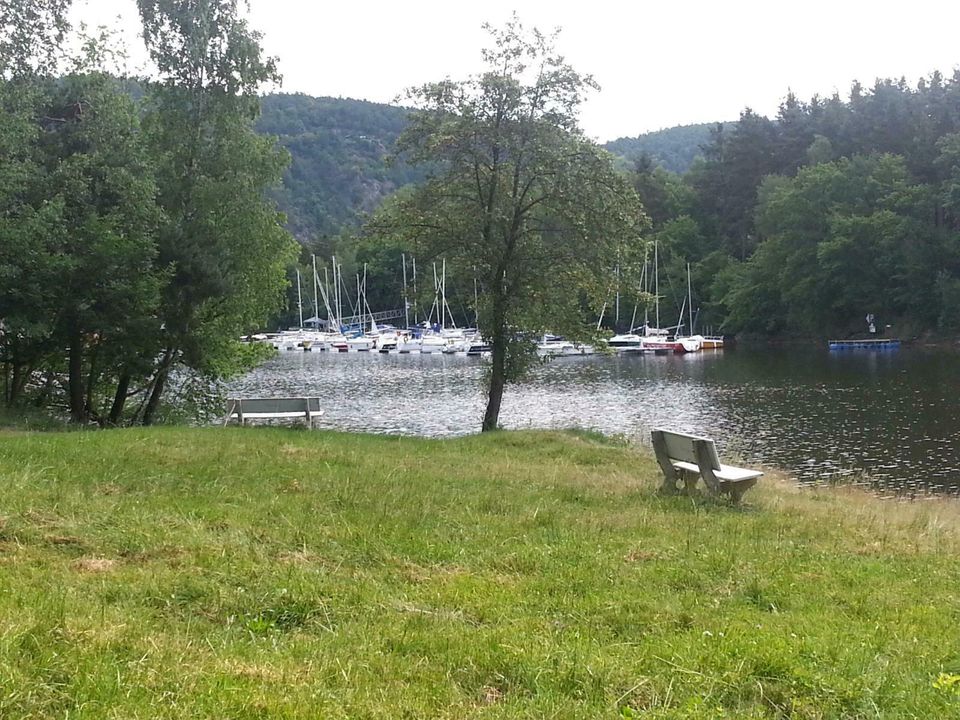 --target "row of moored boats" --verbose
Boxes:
[252,251,724,357]
[252,323,723,356]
